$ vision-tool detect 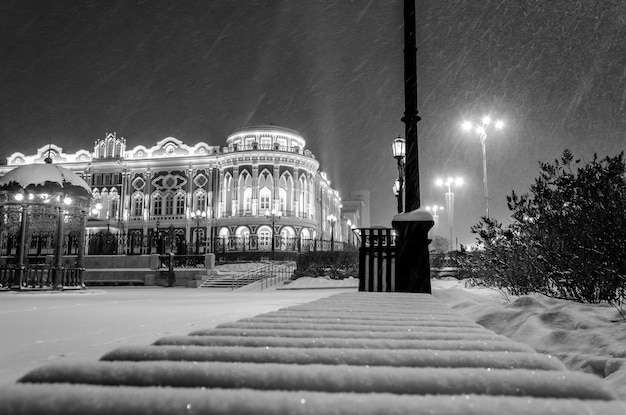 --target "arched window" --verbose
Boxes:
[259,187,271,211]
[243,187,252,212]
[164,194,174,215]
[194,192,206,212]
[279,188,287,213]
[152,194,162,216]
[133,194,143,217]
[175,193,185,215]
[299,176,307,216]
[111,197,119,219]
[222,174,232,216]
